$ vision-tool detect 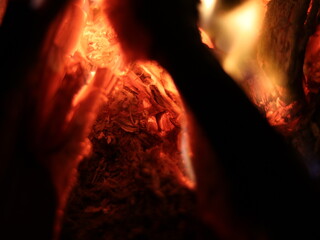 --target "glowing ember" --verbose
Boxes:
[79,1,194,184]
[10,0,195,234]
[1,0,319,238]
[52,0,194,188]
[46,1,198,236]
